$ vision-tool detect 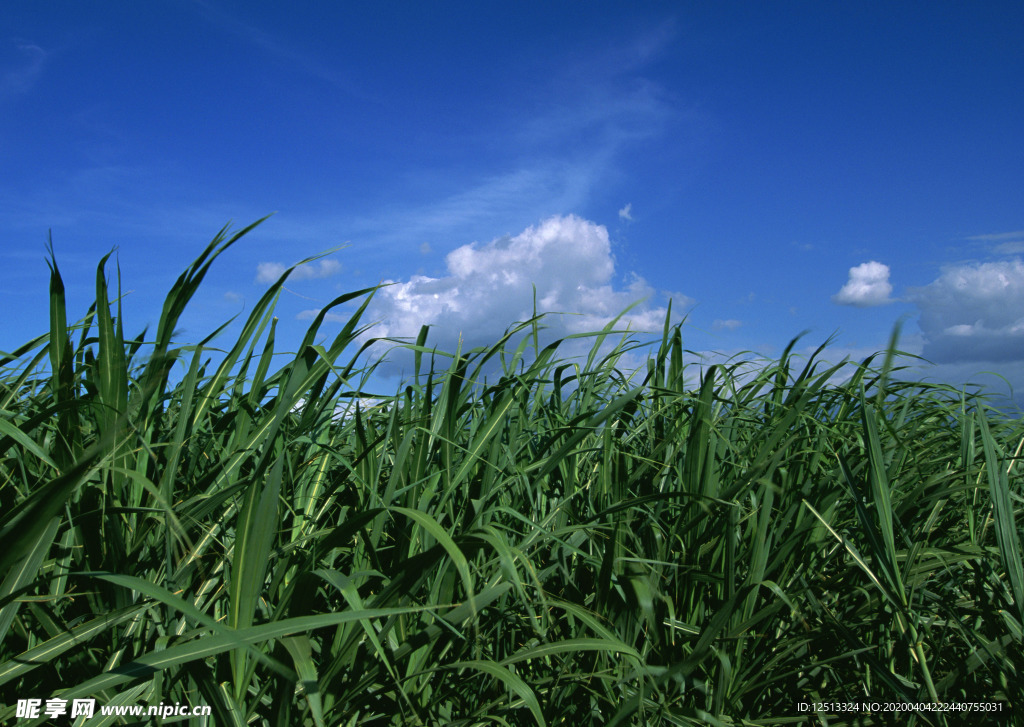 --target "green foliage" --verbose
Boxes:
[1,221,1022,725]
